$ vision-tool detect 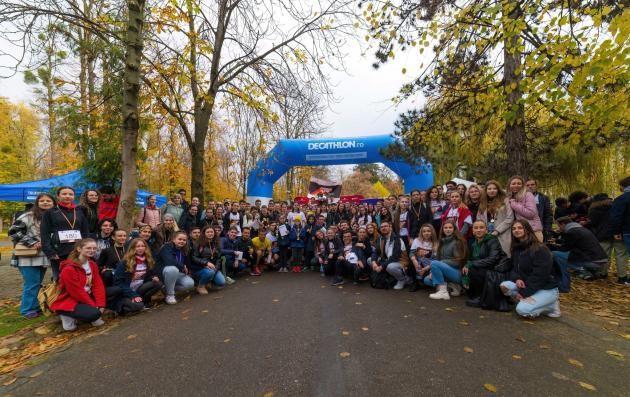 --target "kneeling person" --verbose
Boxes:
[331,231,366,286]
[252,228,276,274]
[114,238,162,311]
